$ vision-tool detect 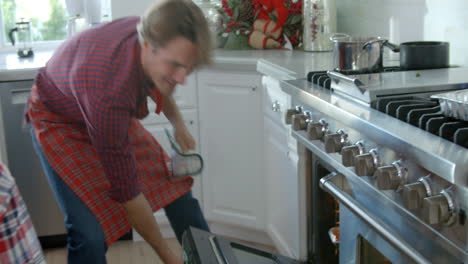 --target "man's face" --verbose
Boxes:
[141,36,198,96]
